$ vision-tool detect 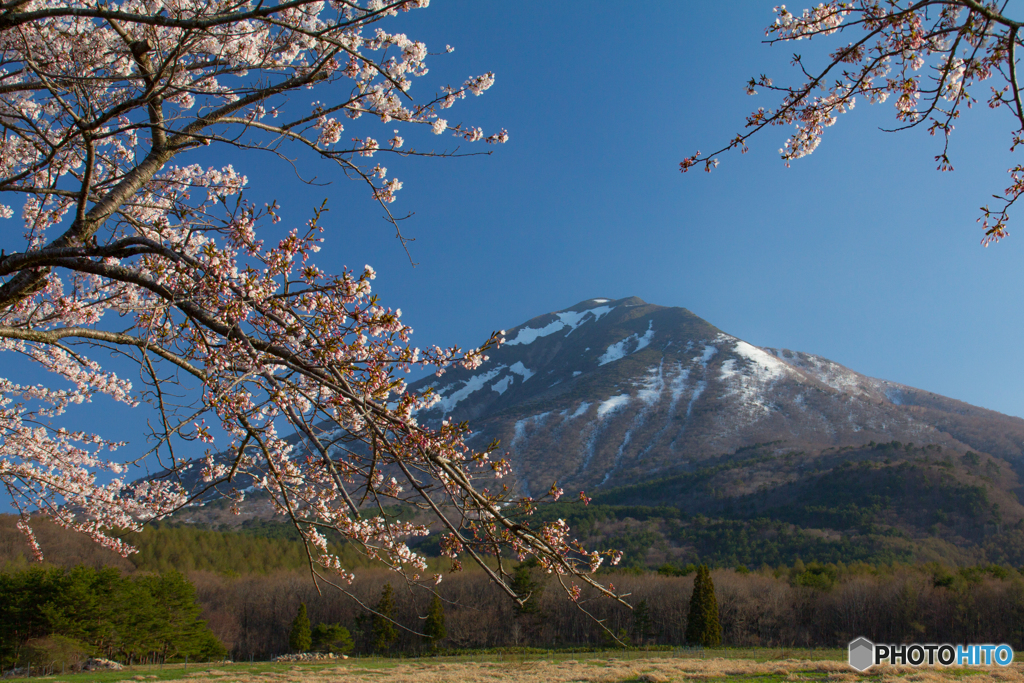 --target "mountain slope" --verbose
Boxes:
[410,297,1024,497]
[142,296,1024,567]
